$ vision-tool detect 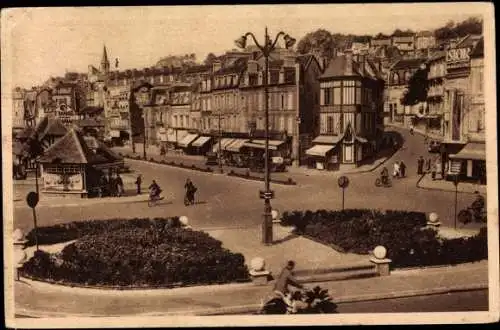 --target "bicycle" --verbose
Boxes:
[148,194,164,207]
